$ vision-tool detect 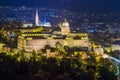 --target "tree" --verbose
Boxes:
[55,42,62,49]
